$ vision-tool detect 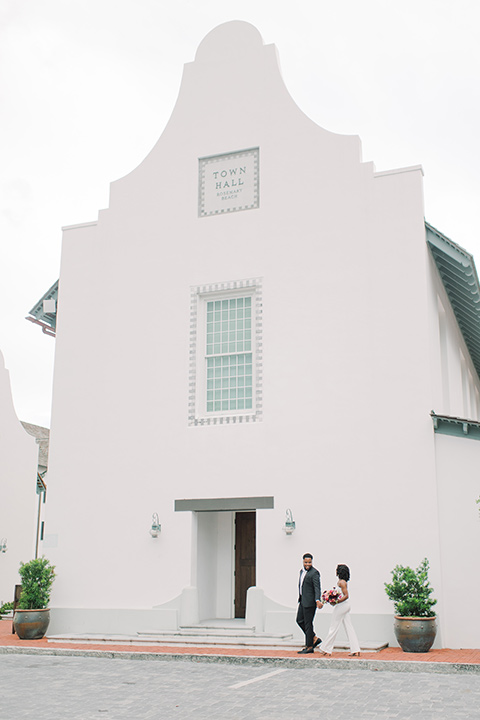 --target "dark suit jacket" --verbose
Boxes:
[298,566,321,607]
